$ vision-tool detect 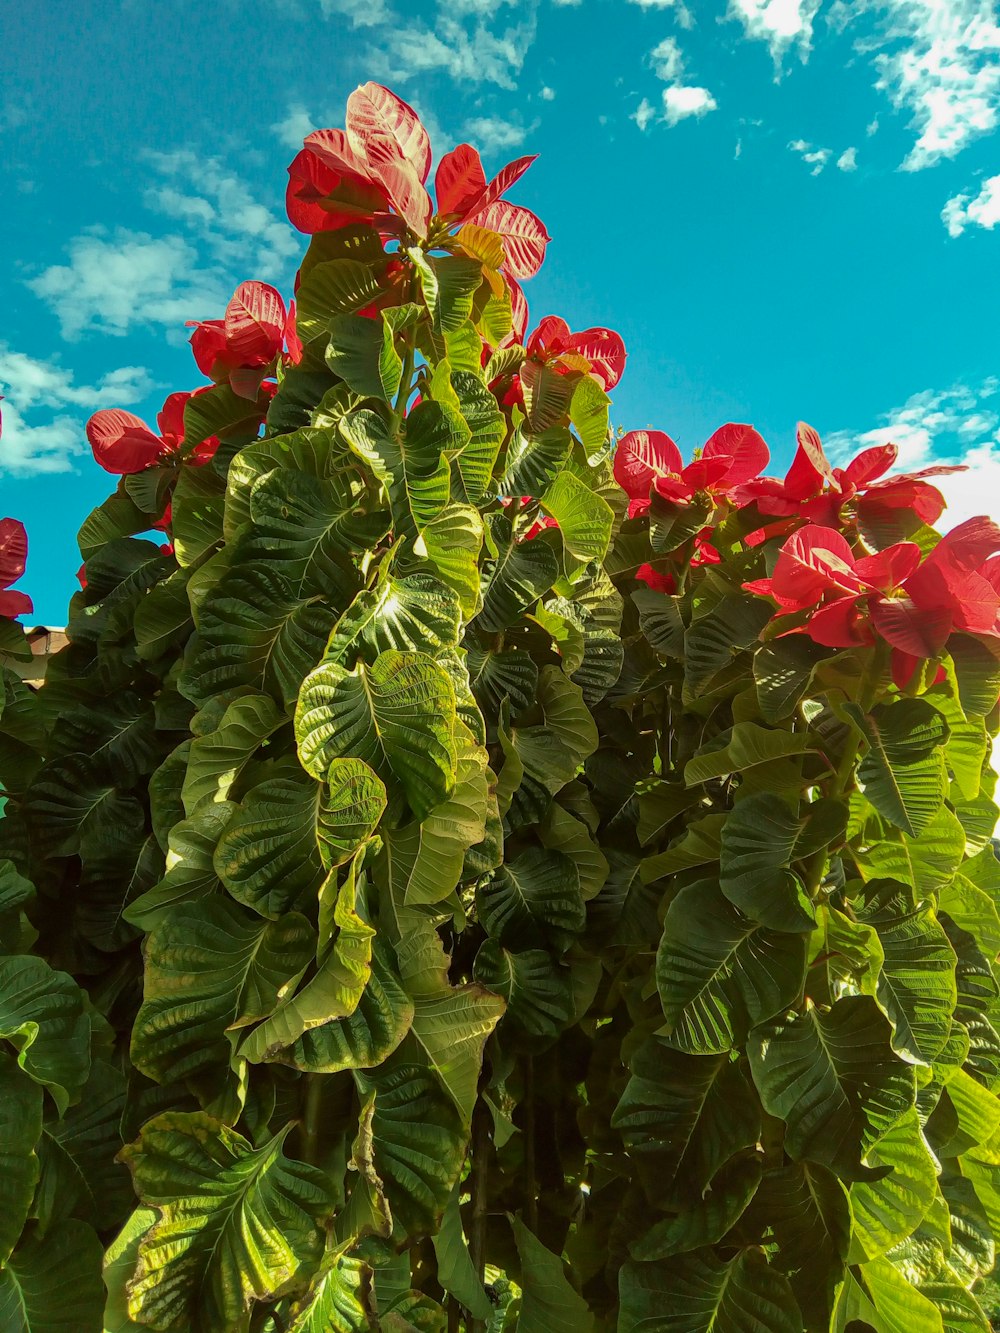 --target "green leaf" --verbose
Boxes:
[103,1207,159,1333]
[754,636,830,723]
[181,693,284,816]
[540,468,614,571]
[171,463,226,568]
[324,573,463,665]
[476,513,560,635]
[416,504,484,620]
[683,594,772,702]
[477,847,585,951]
[849,1106,939,1262]
[511,1216,593,1333]
[287,1244,373,1332]
[501,426,572,498]
[0,956,91,1116]
[631,1153,762,1261]
[569,374,610,455]
[25,755,143,859]
[120,1113,335,1331]
[855,804,966,895]
[449,371,505,505]
[837,1257,945,1333]
[296,650,457,821]
[240,873,375,1063]
[0,1220,104,1332]
[611,1037,760,1200]
[224,425,345,537]
[213,775,326,917]
[182,382,267,451]
[855,878,957,1064]
[747,996,916,1182]
[656,879,808,1054]
[498,668,599,829]
[473,943,574,1048]
[341,403,457,542]
[353,1060,468,1234]
[719,793,846,933]
[130,897,313,1100]
[431,1189,492,1322]
[276,939,414,1074]
[619,1247,801,1333]
[124,802,236,933]
[467,647,538,719]
[948,633,1000,716]
[521,360,573,433]
[539,801,609,902]
[845,698,950,837]
[326,311,410,401]
[0,1054,42,1265]
[295,257,382,343]
[412,251,483,334]
[684,722,811,787]
[182,562,341,708]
